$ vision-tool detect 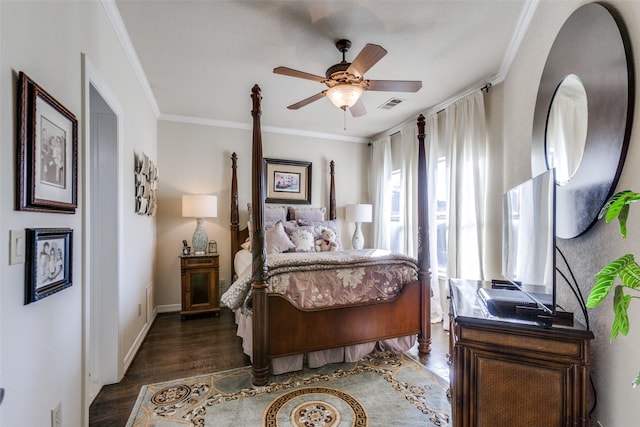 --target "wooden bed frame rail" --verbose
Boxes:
[230,85,431,385]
